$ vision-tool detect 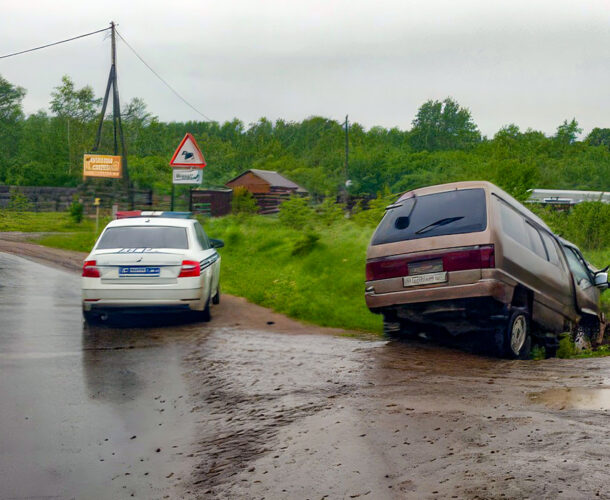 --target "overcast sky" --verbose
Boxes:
[2,0,609,137]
